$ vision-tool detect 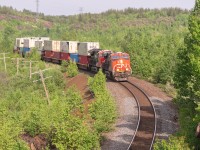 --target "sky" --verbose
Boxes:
[0,0,196,16]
